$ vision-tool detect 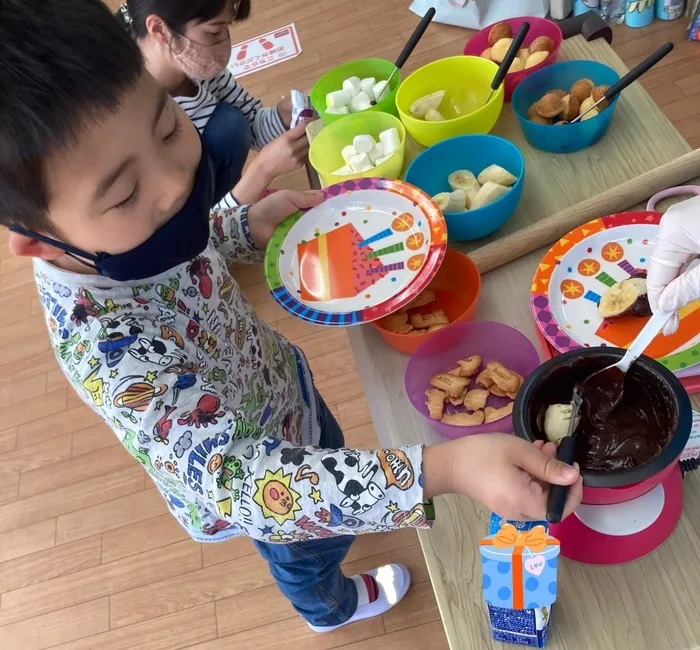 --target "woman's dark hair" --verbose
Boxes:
[118,0,250,38]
